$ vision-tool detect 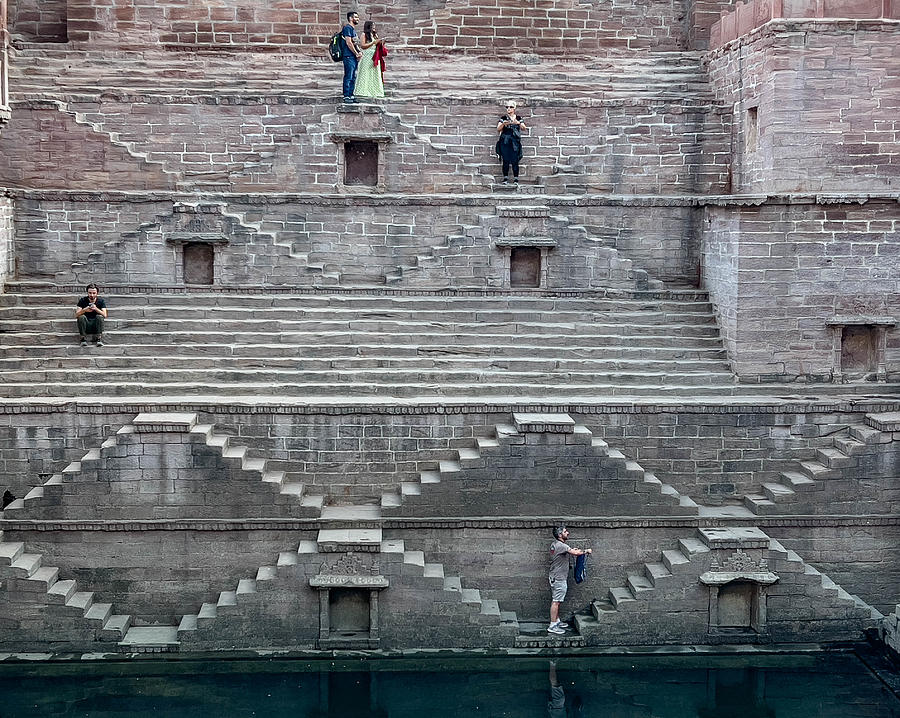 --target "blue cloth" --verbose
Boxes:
[342,54,358,98]
[574,553,588,584]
